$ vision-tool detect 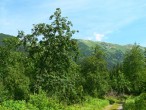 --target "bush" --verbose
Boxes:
[1,100,38,110]
[135,93,146,110]
[123,93,146,110]
[123,101,135,110]
[0,92,64,110]
[0,91,65,110]
[28,91,63,110]
[0,105,10,110]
